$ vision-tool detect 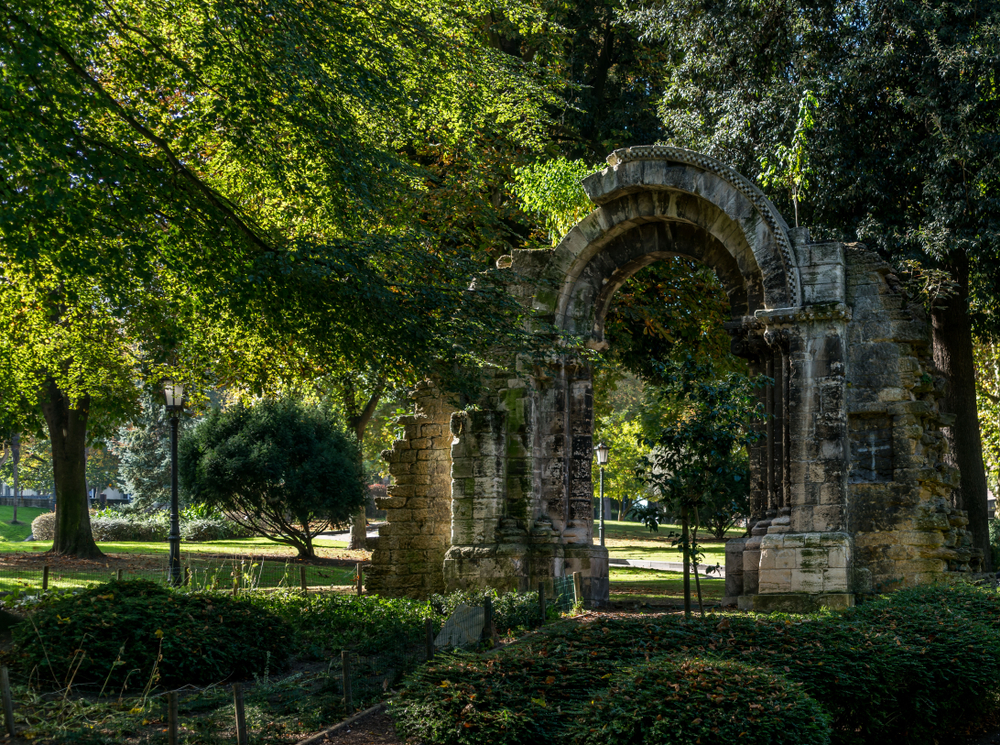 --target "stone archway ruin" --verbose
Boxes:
[368,146,980,611]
